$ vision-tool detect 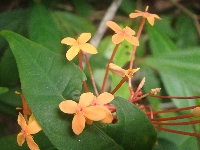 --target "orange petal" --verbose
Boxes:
[79,92,94,107]
[26,135,40,150]
[80,43,98,54]
[124,26,135,35]
[66,45,80,61]
[112,33,124,44]
[27,115,41,134]
[151,14,161,20]
[84,106,106,121]
[96,92,114,105]
[129,12,143,18]
[59,100,78,114]
[109,63,125,77]
[72,113,85,135]
[85,118,93,124]
[61,37,76,45]
[78,33,91,43]
[101,106,113,123]
[17,133,25,146]
[125,35,139,46]
[106,21,122,33]
[147,17,155,26]
[18,113,27,129]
